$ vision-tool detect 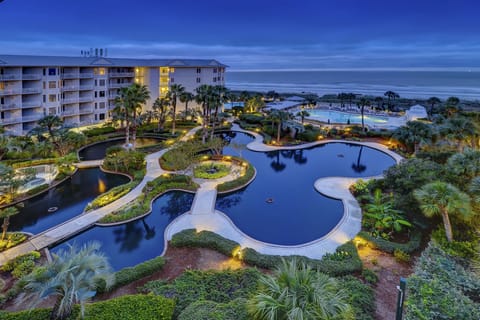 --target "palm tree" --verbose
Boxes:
[443,96,460,118]
[357,98,371,131]
[247,259,352,320]
[426,97,441,120]
[152,97,170,131]
[18,242,114,320]
[393,121,433,154]
[113,87,131,145]
[168,84,185,135]
[195,84,213,143]
[337,92,347,108]
[296,109,310,124]
[414,181,472,242]
[374,96,384,111]
[37,115,63,139]
[209,85,229,139]
[0,206,18,240]
[179,91,194,121]
[441,116,476,150]
[271,110,291,143]
[127,83,150,148]
[384,91,399,111]
[351,146,366,173]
